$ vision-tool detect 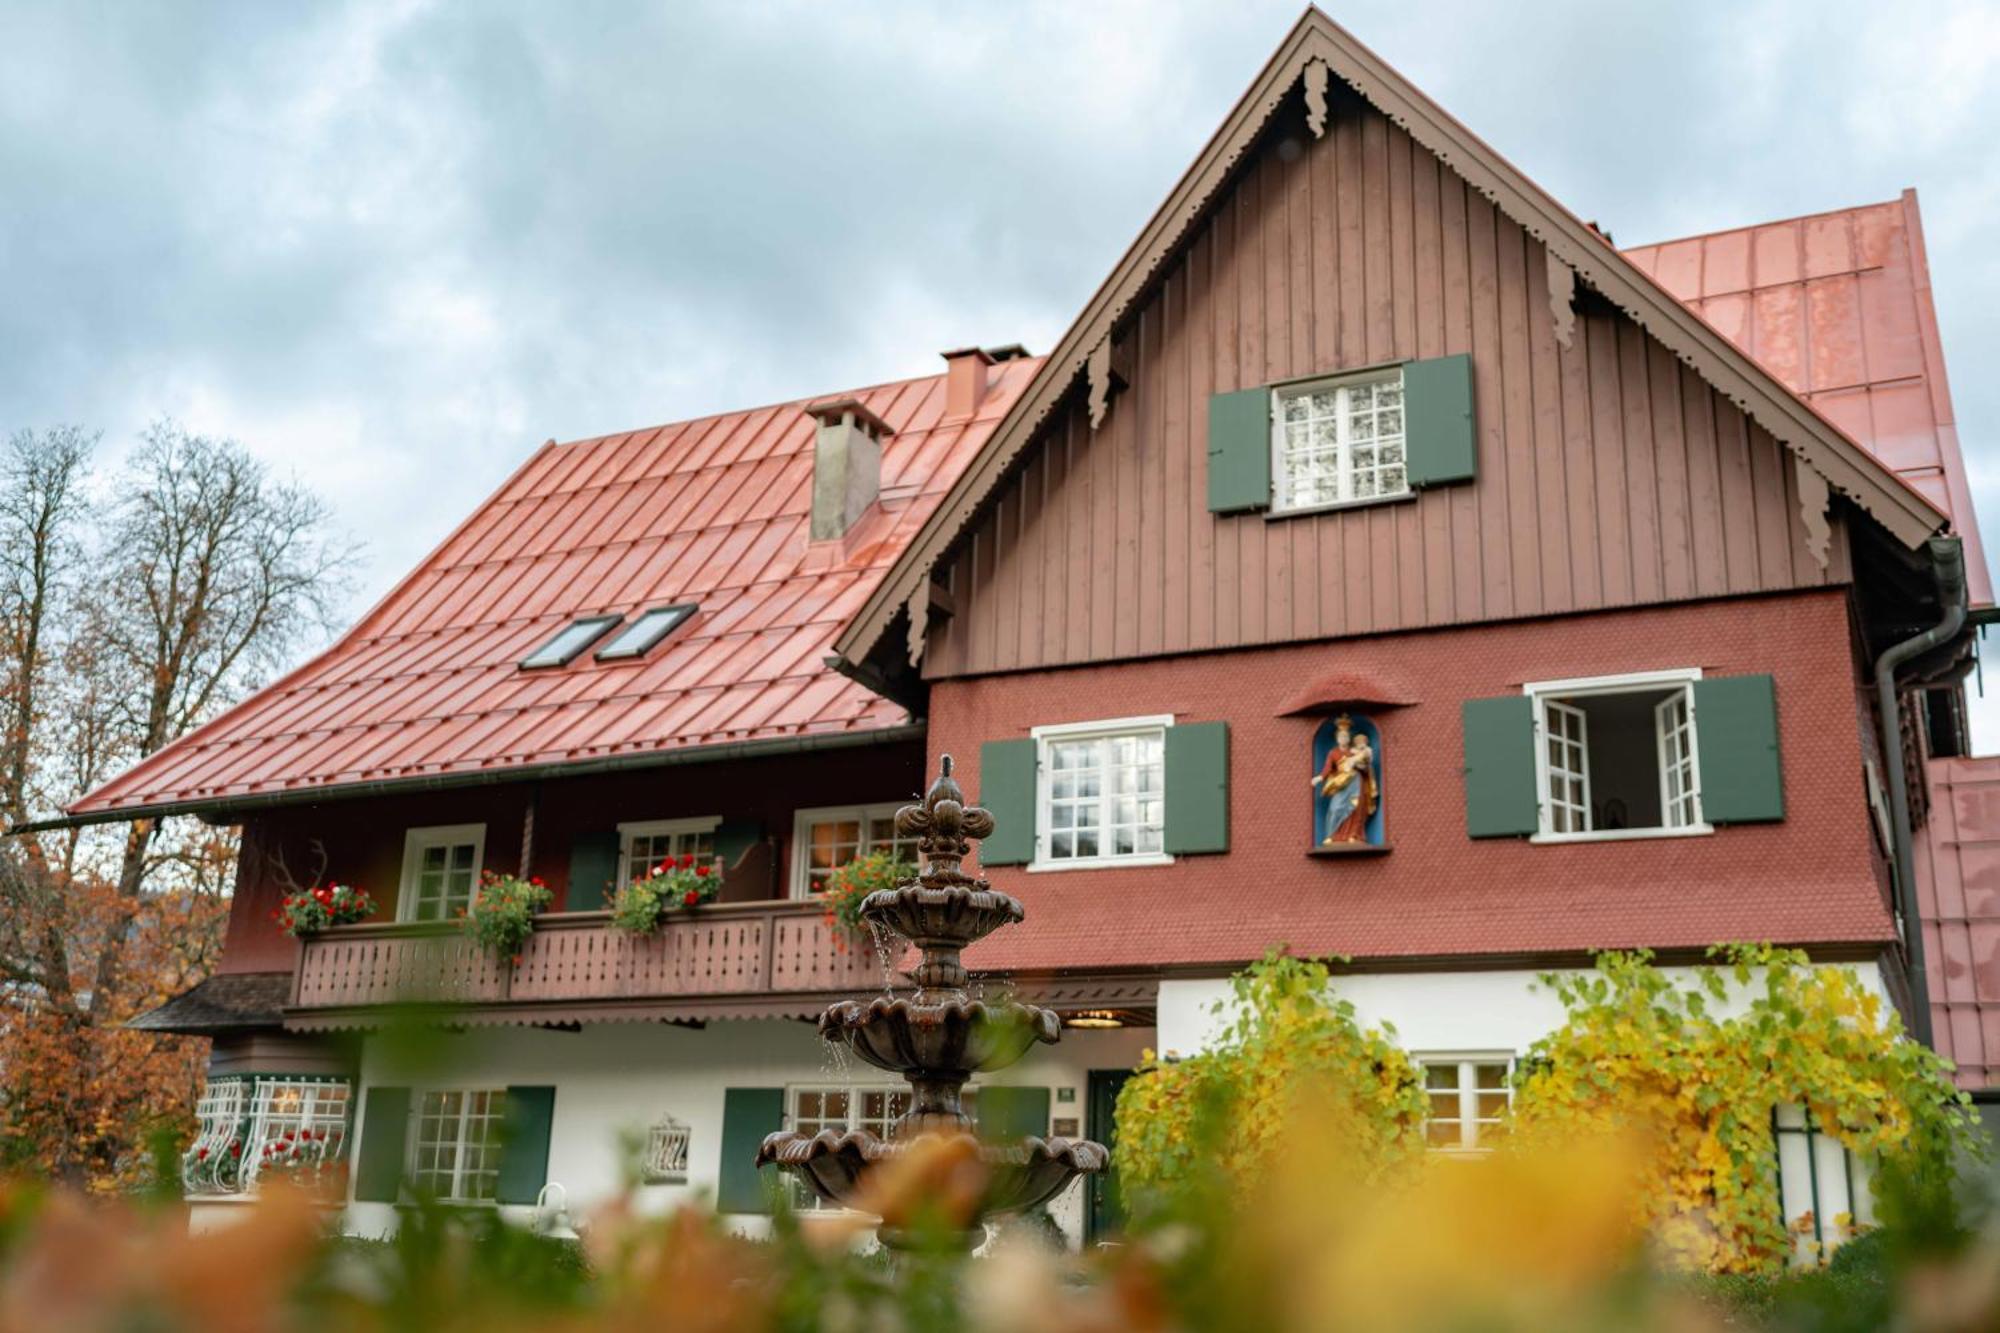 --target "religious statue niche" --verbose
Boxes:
[1311,713,1384,849]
